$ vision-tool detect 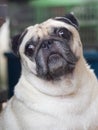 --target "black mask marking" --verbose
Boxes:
[35,38,78,80]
